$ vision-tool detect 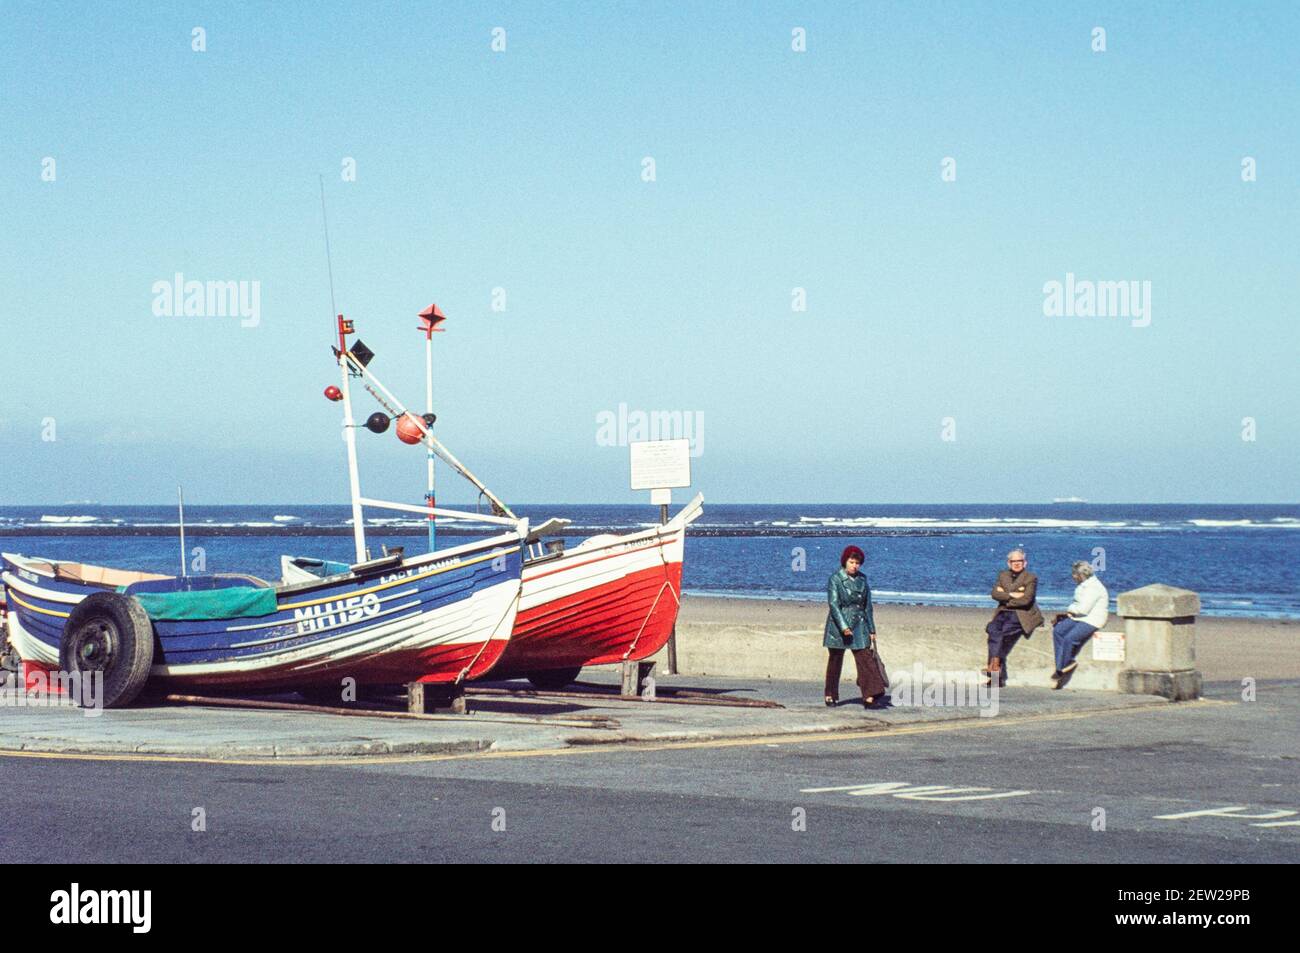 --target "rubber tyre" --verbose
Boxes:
[526,666,583,691]
[59,592,155,709]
